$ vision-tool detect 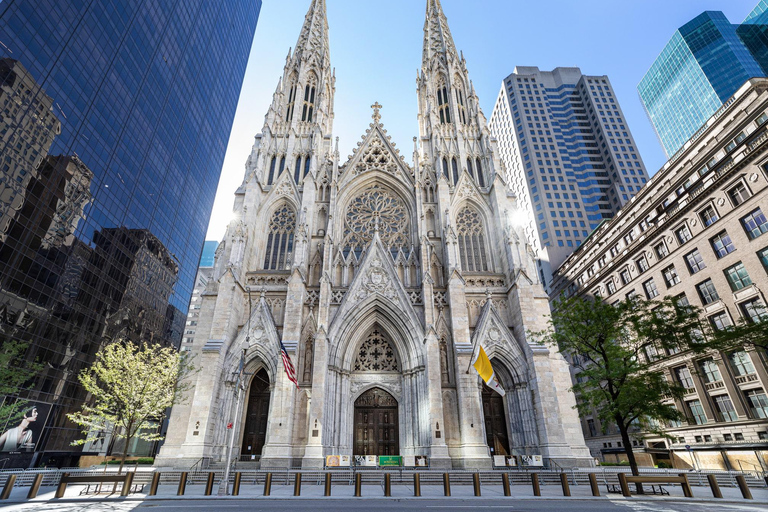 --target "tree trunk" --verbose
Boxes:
[118,421,134,475]
[617,422,643,494]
